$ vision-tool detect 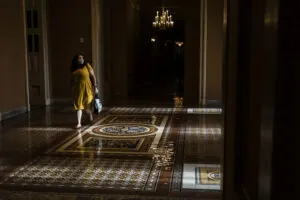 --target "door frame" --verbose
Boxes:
[222,0,240,199]
[24,0,50,108]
